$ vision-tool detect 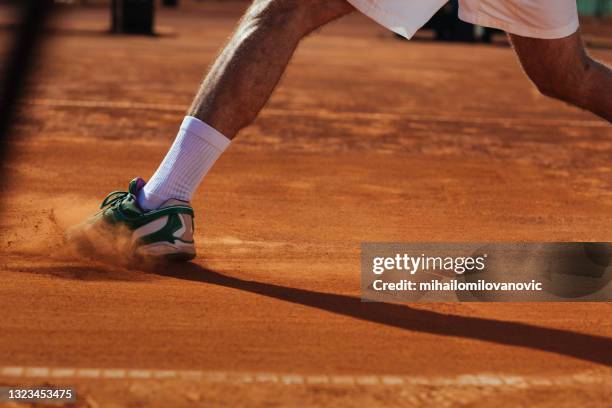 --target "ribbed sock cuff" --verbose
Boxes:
[180,116,231,151]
